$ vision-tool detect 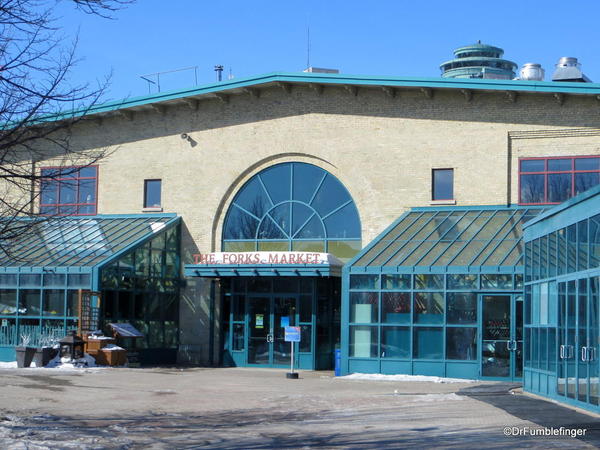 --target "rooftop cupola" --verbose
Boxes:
[440,41,517,80]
